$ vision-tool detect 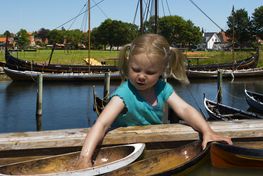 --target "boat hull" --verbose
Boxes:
[187,51,259,71]
[0,143,145,176]
[245,89,263,112]
[211,141,263,168]
[4,67,121,81]
[203,97,263,120]
[187,68,263,79]
[106,140,209,176]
